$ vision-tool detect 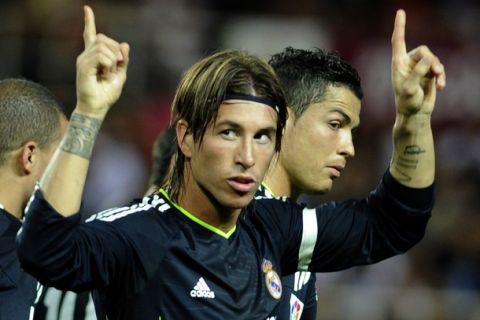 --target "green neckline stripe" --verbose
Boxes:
[159,189,236,239]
